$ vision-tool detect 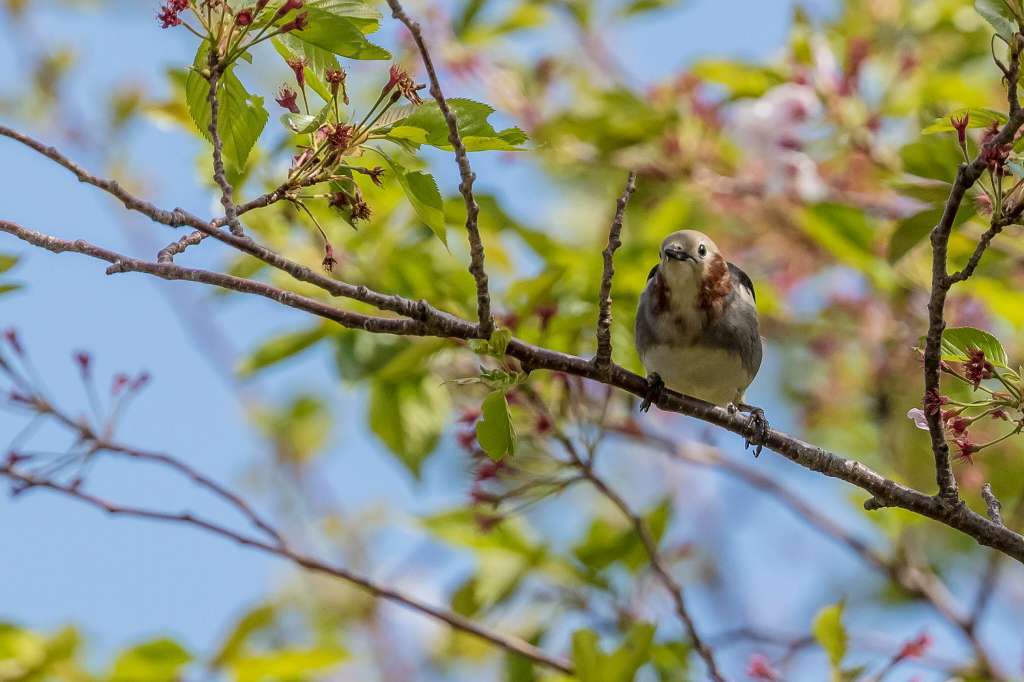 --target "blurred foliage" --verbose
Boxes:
[5,0,1024,679]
